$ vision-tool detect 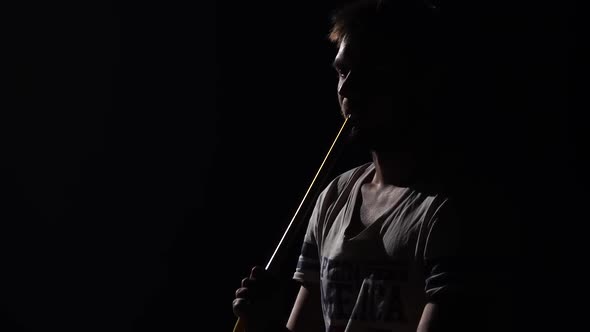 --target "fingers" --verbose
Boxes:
[241,266,273,290]
[235,287,248,298]
[233,286,250,318]
[250,265,266,278]
[234,265,275,319]
[233,266,282,325]
[232,297,248,318]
